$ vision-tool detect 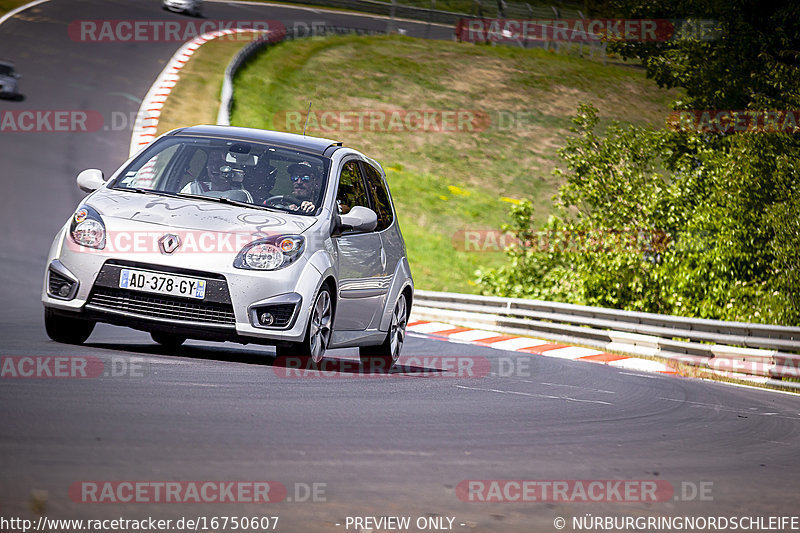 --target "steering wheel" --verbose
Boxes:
[263,194,302,209]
